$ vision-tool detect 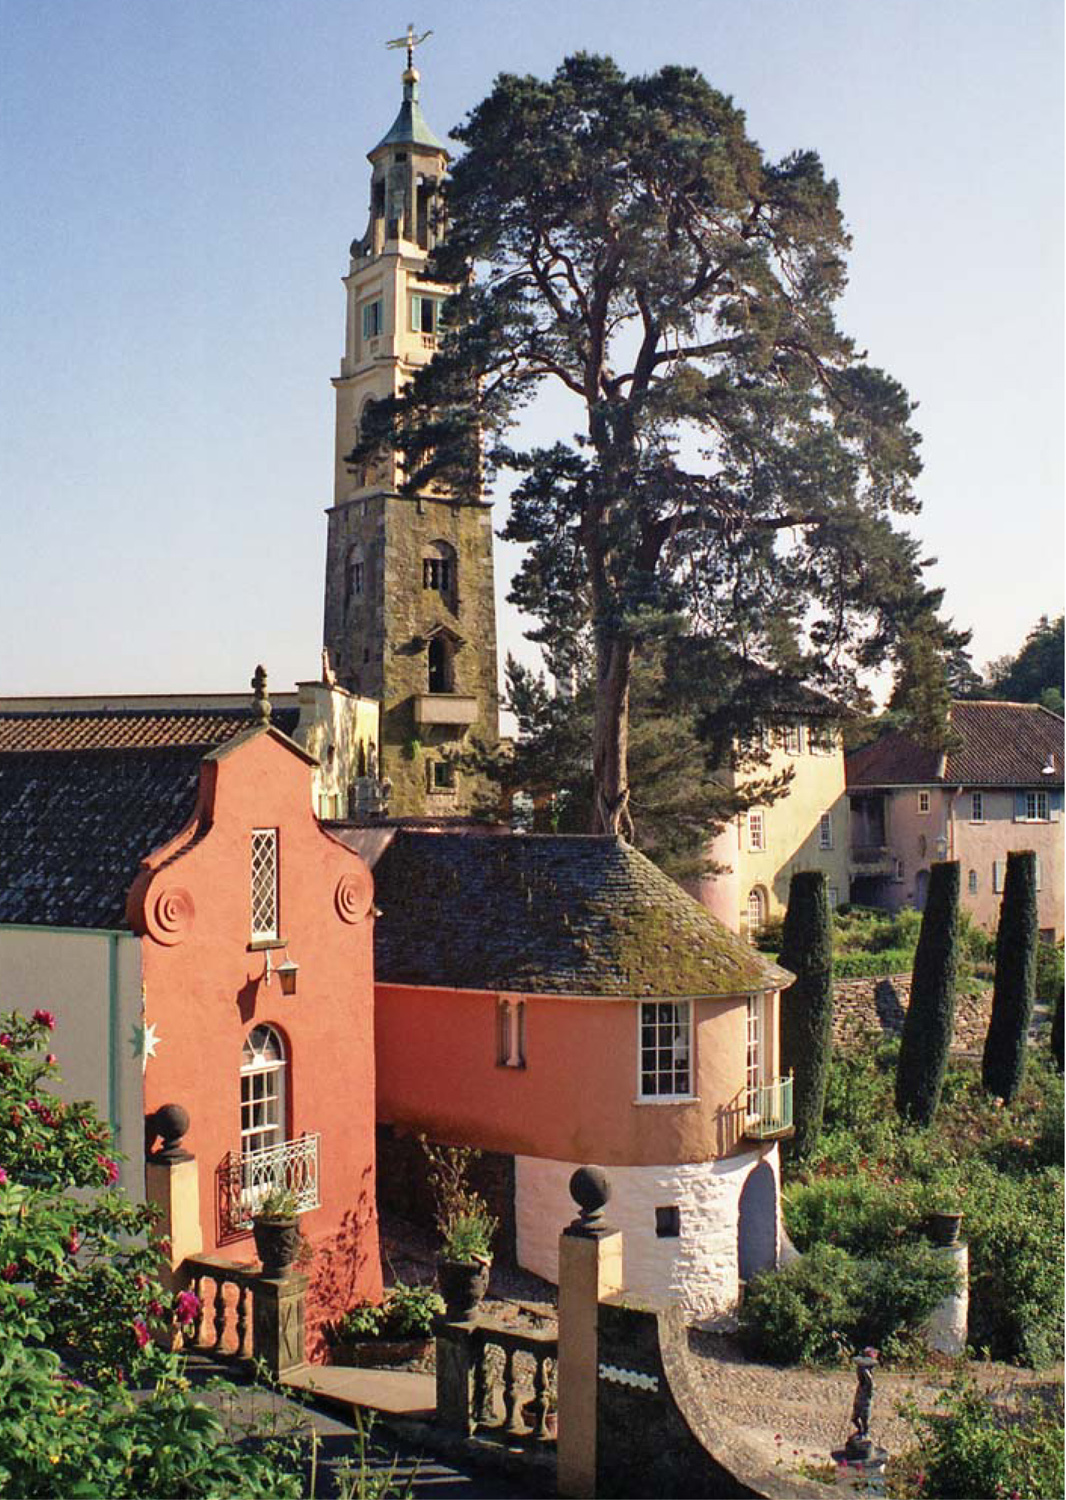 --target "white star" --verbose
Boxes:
[129,1021,161,1073]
